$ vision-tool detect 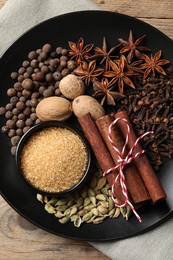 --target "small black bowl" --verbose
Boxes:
[15,120,91,197]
